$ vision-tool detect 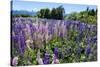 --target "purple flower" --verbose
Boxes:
[86,46,91,56]
[54,47,58,58]
[59,32,63,39]
[19,35,26,56]
[92,36,97,44]
[12,57,18,66]
[43,52,50,64]
[11,34,19,43]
